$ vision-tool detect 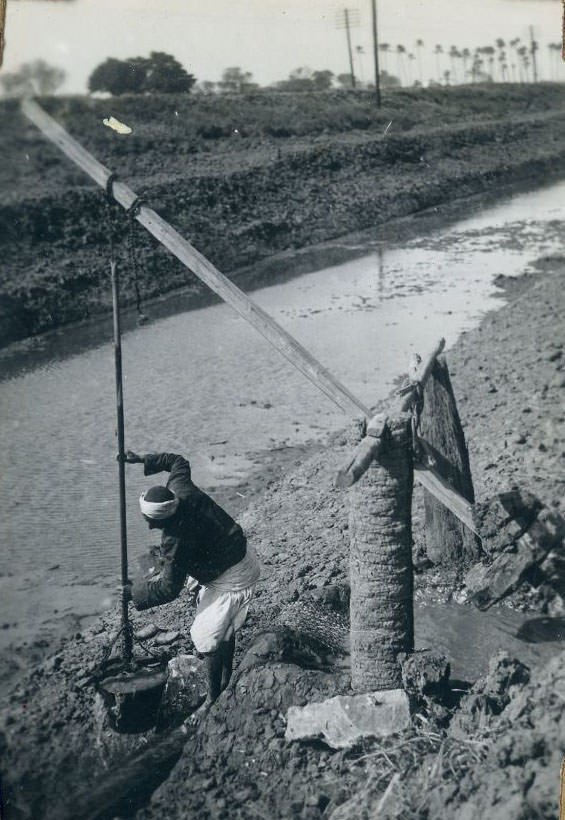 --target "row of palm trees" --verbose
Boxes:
[374,38,563,87]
